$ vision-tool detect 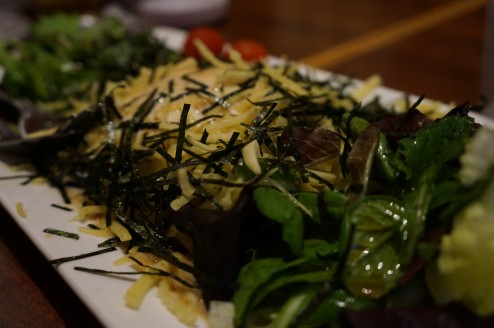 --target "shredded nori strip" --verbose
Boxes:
[175,104,191,163]
[0,174,35,181]
[48,247,117,265]
[98,237,120,248]
[43,227,79,240]
[74,265,198,289]
[50,203,73,211]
